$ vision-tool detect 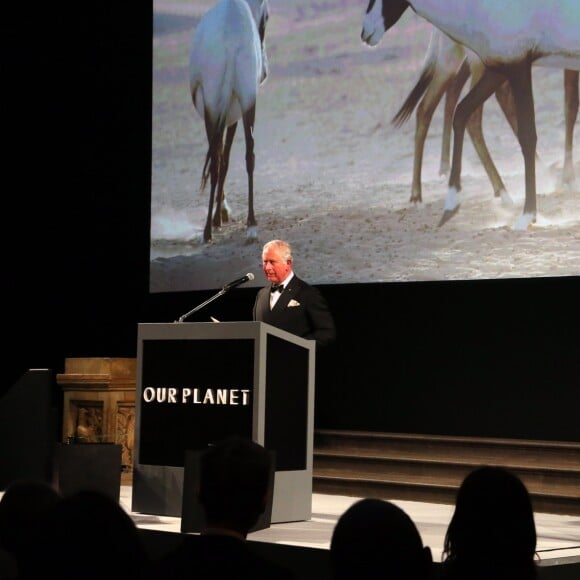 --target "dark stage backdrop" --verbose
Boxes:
[142,278,580,442]
[3,2,579,444]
